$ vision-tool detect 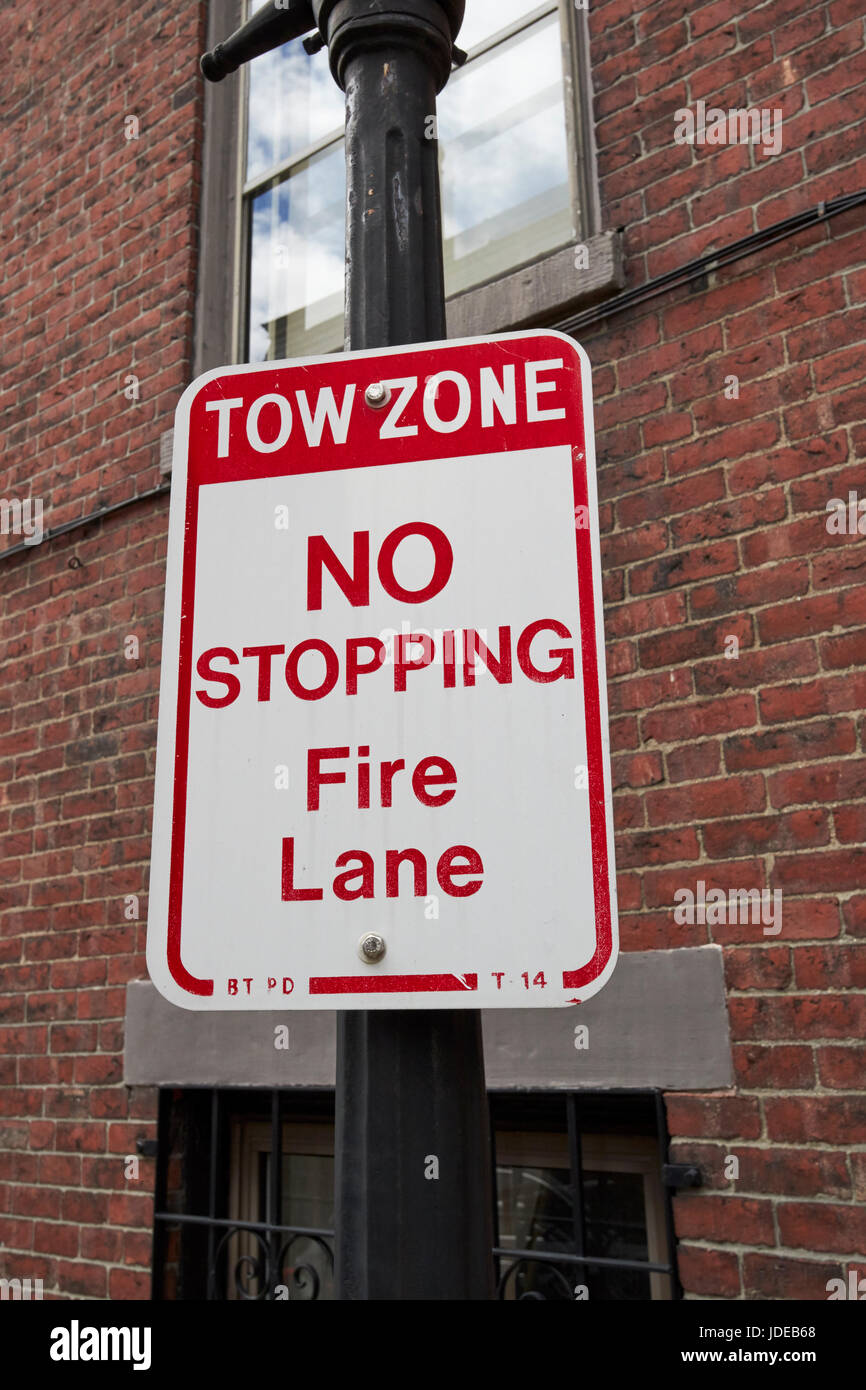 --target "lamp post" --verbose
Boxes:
[201,0,496,1301]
